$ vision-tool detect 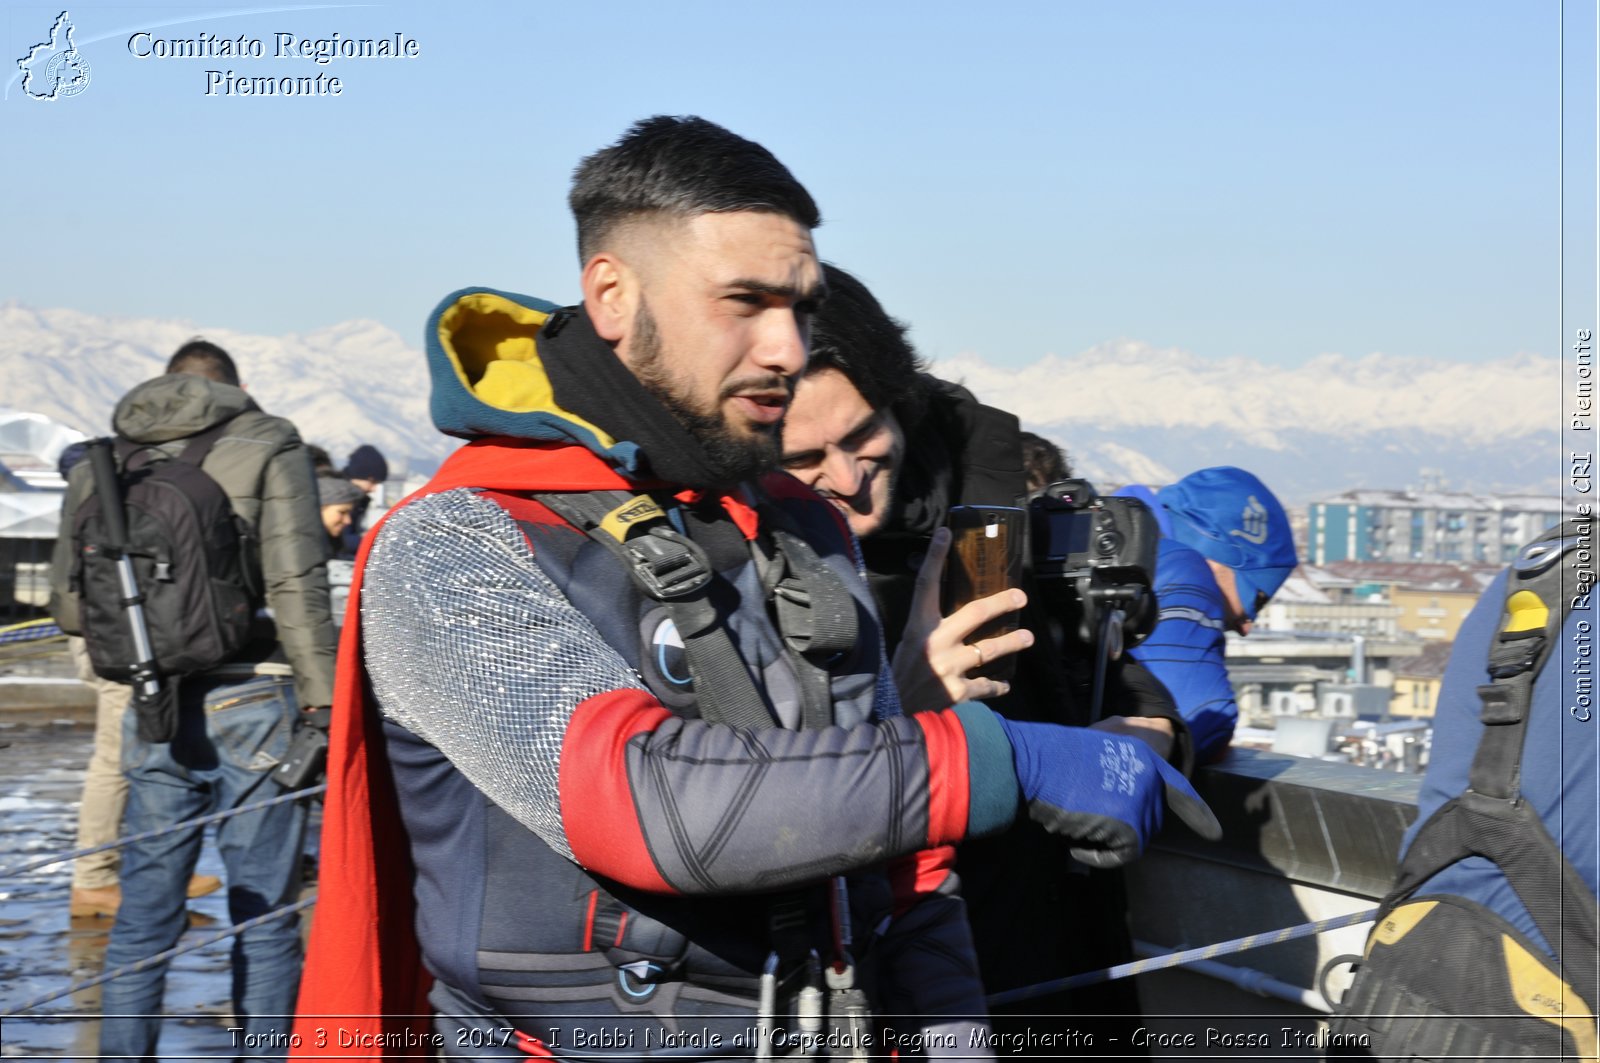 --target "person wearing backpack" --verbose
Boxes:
[56,440,226,921]
[48,338,336,1061]
[1329,520,1597,1059]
